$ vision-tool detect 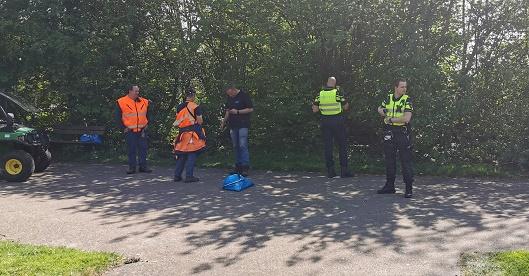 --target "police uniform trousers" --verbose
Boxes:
[383,125,413,192]
[321,115,348,169]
